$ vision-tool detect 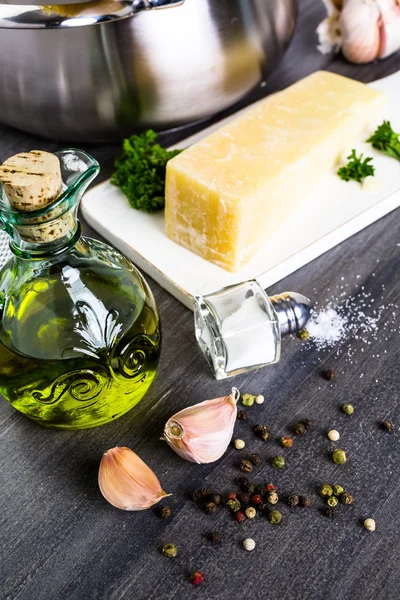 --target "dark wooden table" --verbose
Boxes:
[1,1,399,599]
